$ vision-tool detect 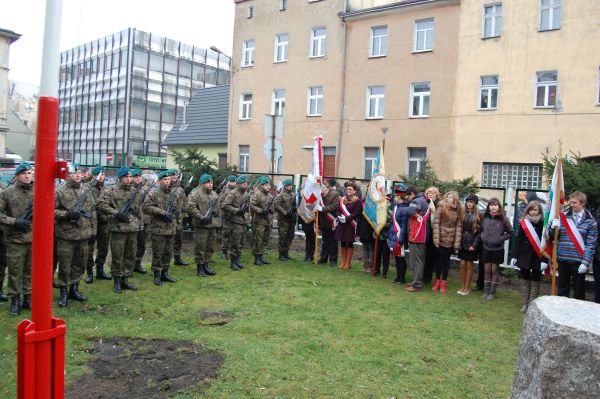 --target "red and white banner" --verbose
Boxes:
[302,135,323,207]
